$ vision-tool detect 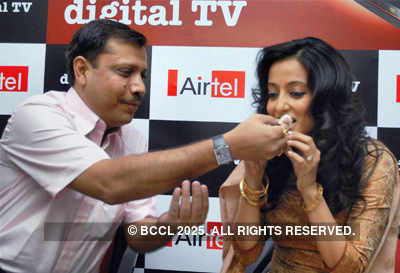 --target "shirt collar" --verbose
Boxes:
[65,87,121,138]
